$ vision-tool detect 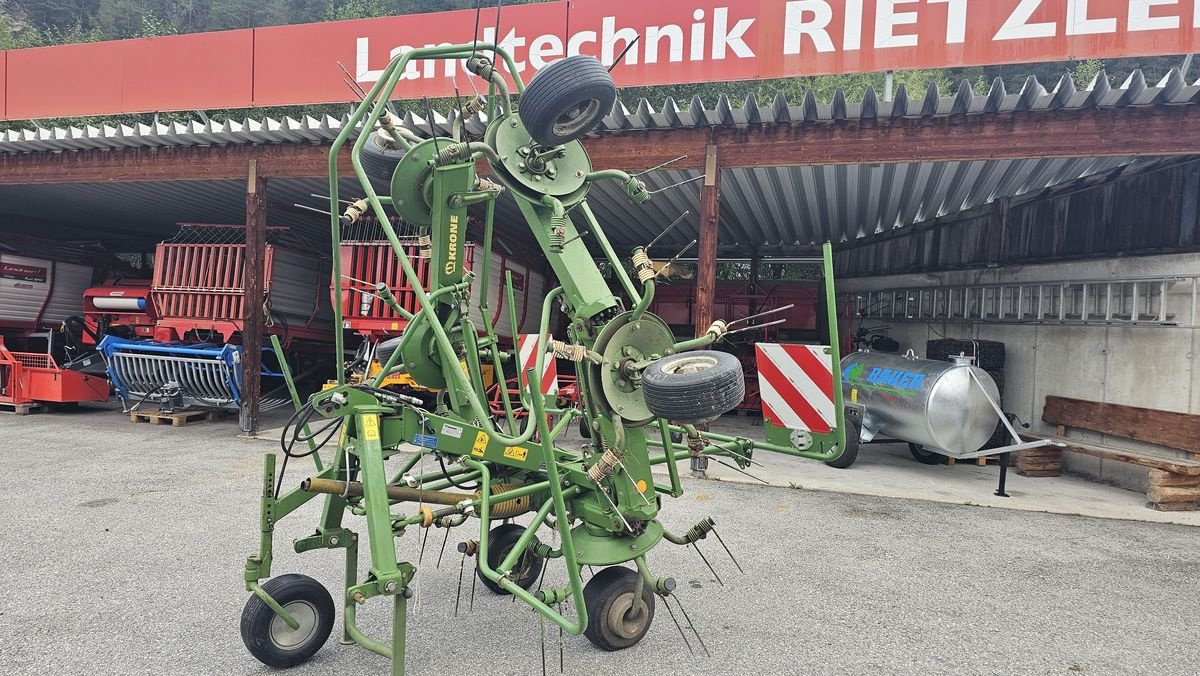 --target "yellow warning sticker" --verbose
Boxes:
[503,446,529,462]
[850,388,858,404]
[471,431,489,457]
[362,414,380,441]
